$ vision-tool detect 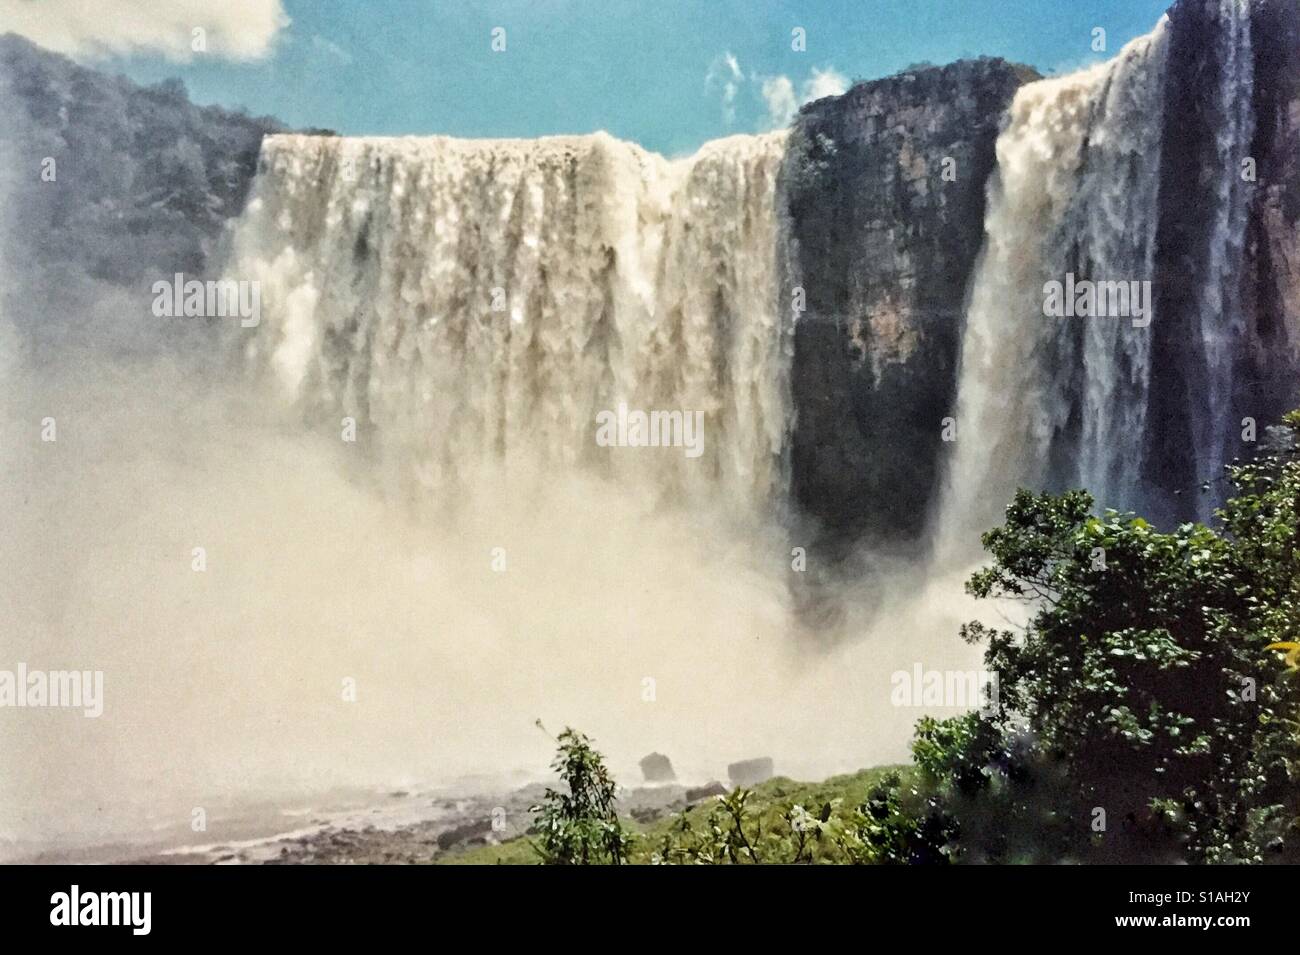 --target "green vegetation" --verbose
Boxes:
[873,410,1300,863]
[530,726,631,865]
[440,766,912,865]
[443,411,1300,865]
